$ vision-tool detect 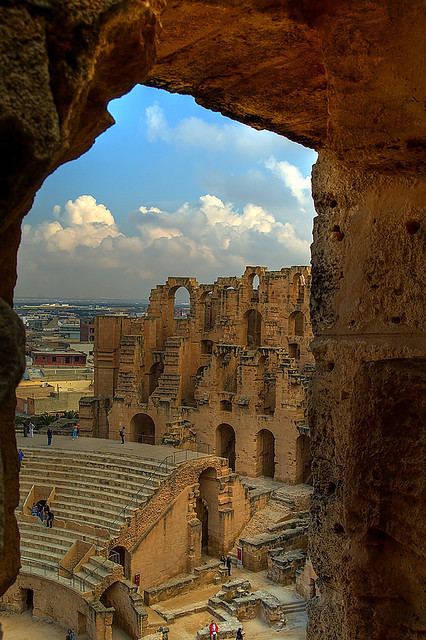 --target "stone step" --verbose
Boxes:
[21,535,72,557]
[53,487,152,510]
[51,507,124,532]
[19,468,161,493]
[21,544,65,565]
[52,498,137,522]
[18,521,102,548]
[21,455,171,478]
